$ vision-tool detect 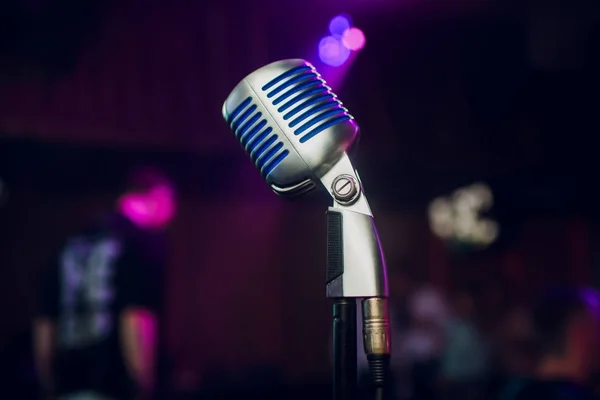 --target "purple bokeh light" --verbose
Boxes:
[319,36,351,67]
[329,14,352,37]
